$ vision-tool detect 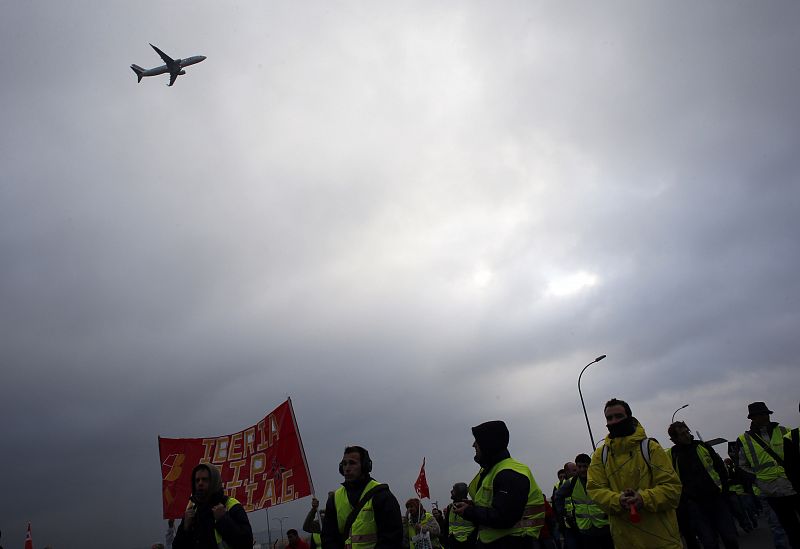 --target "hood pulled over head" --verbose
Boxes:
[190,463,224,505]
[472,420,510,466]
